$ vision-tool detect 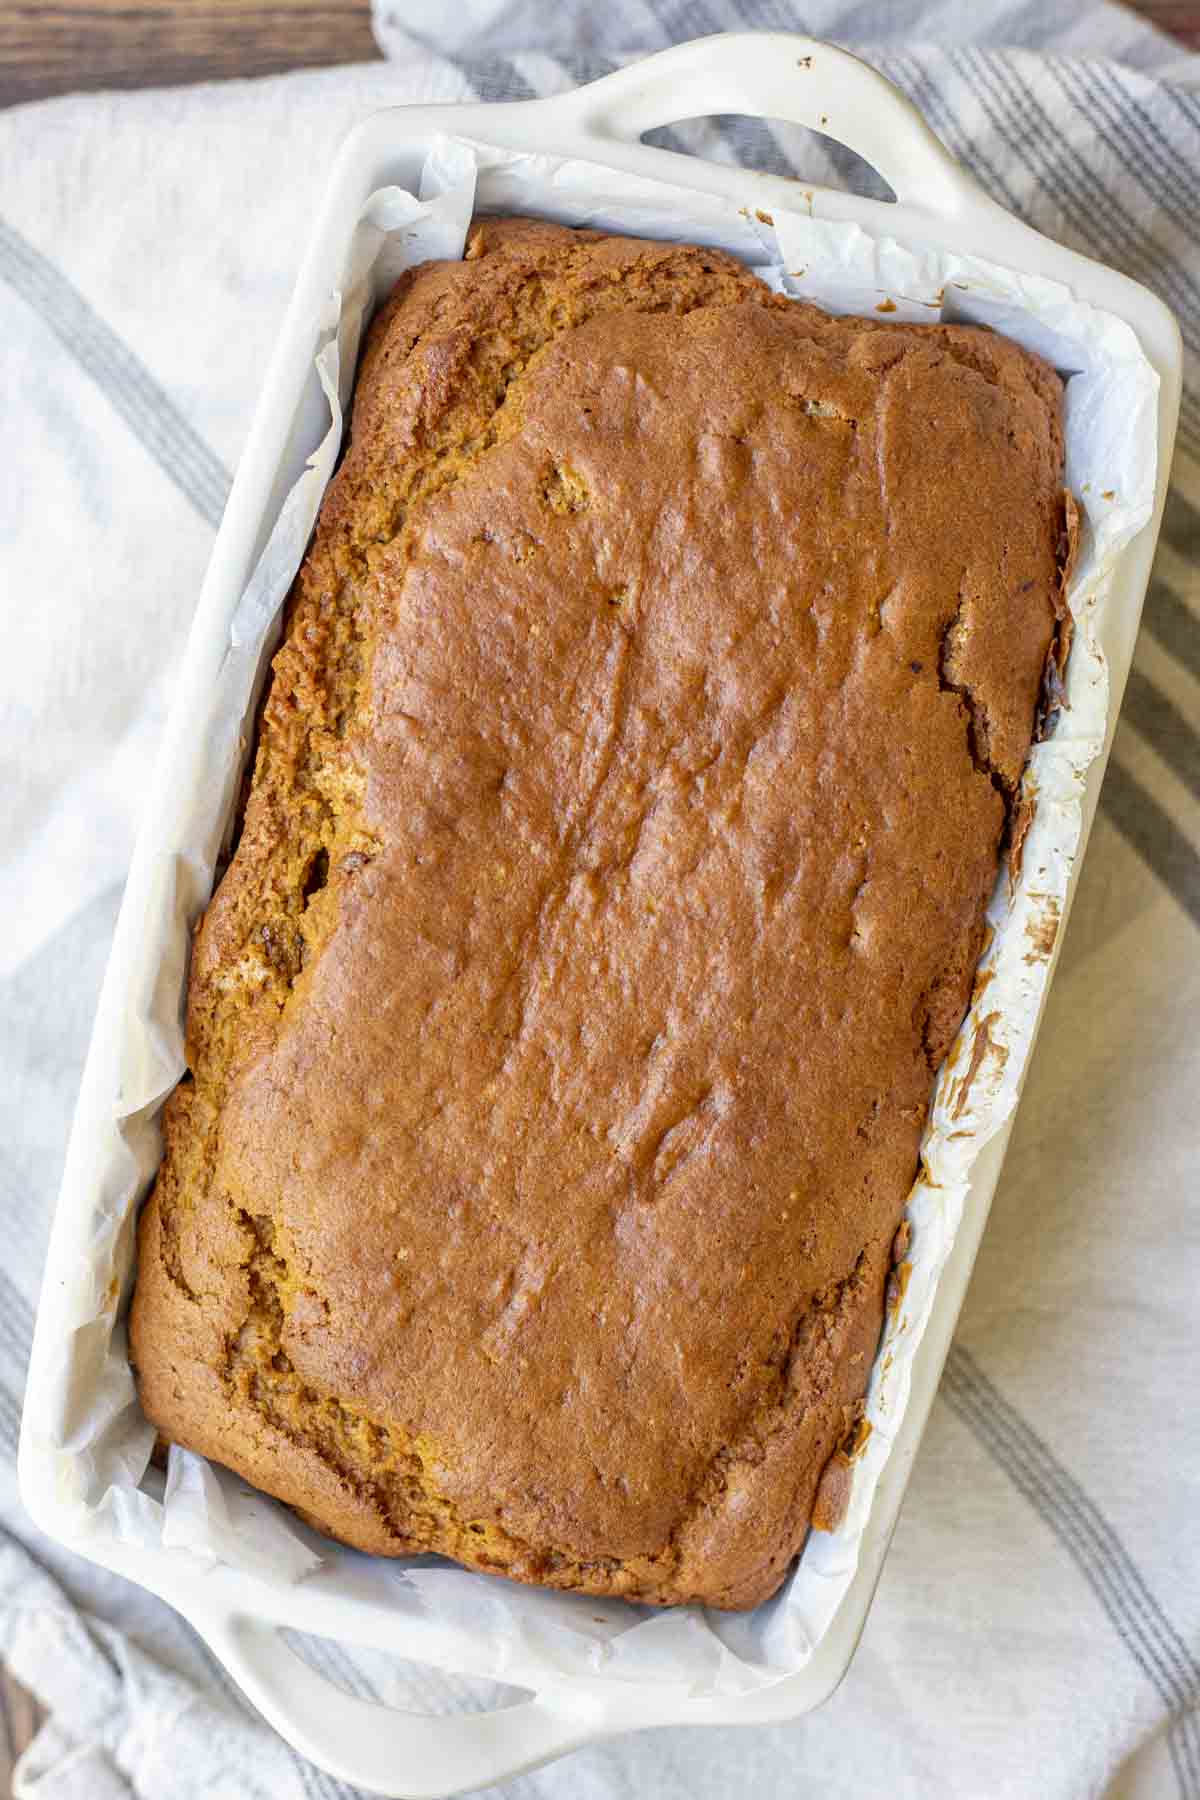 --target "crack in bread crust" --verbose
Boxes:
[130,217,1069,1611]
[222,1206,875,1603]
